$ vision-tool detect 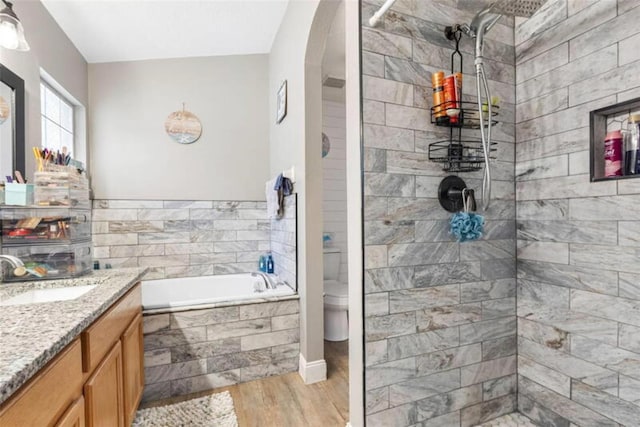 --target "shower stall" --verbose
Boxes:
[362,0,640,425]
